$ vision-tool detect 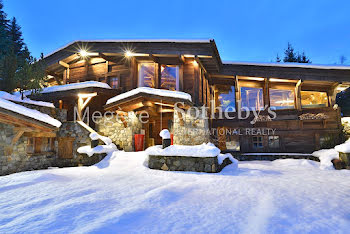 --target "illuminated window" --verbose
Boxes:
[252,136,263,149]
[268,136,280,149]
[301,91,328,108]
[138,63,155,88]
[109,77,119,89]
[218,86,236,112]
[161,65,179,91]
[270,89,295,110]
[241,87,264,110]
